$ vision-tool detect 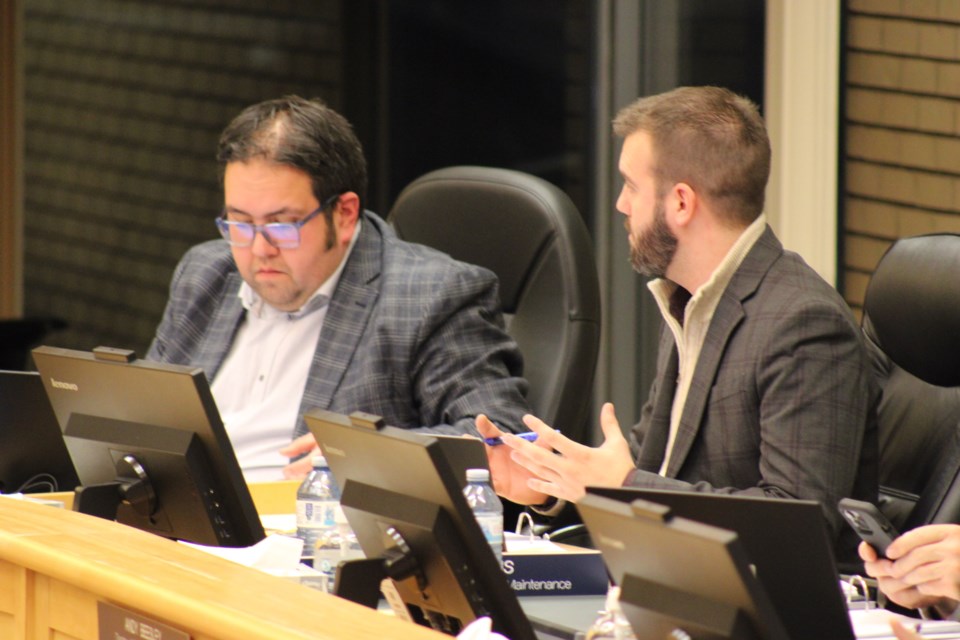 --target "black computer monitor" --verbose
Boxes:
[32,345,264,547]
[305,408,536,640]
[0,370,80,494]
[583,487,855,640]
[576,493,791,640]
